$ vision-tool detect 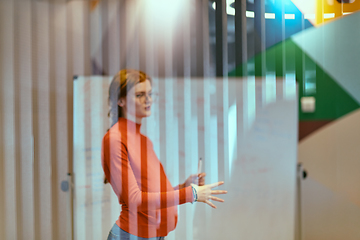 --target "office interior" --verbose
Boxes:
[0,0,359,239]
